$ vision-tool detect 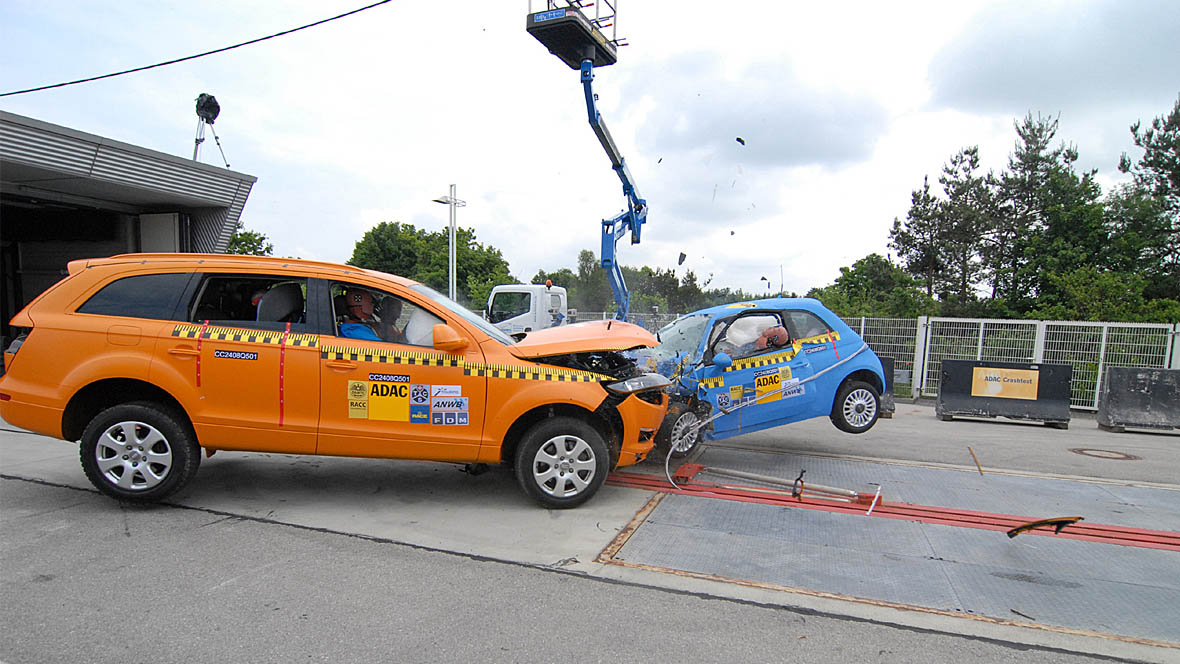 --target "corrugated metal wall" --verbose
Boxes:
[1,114,251,208]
